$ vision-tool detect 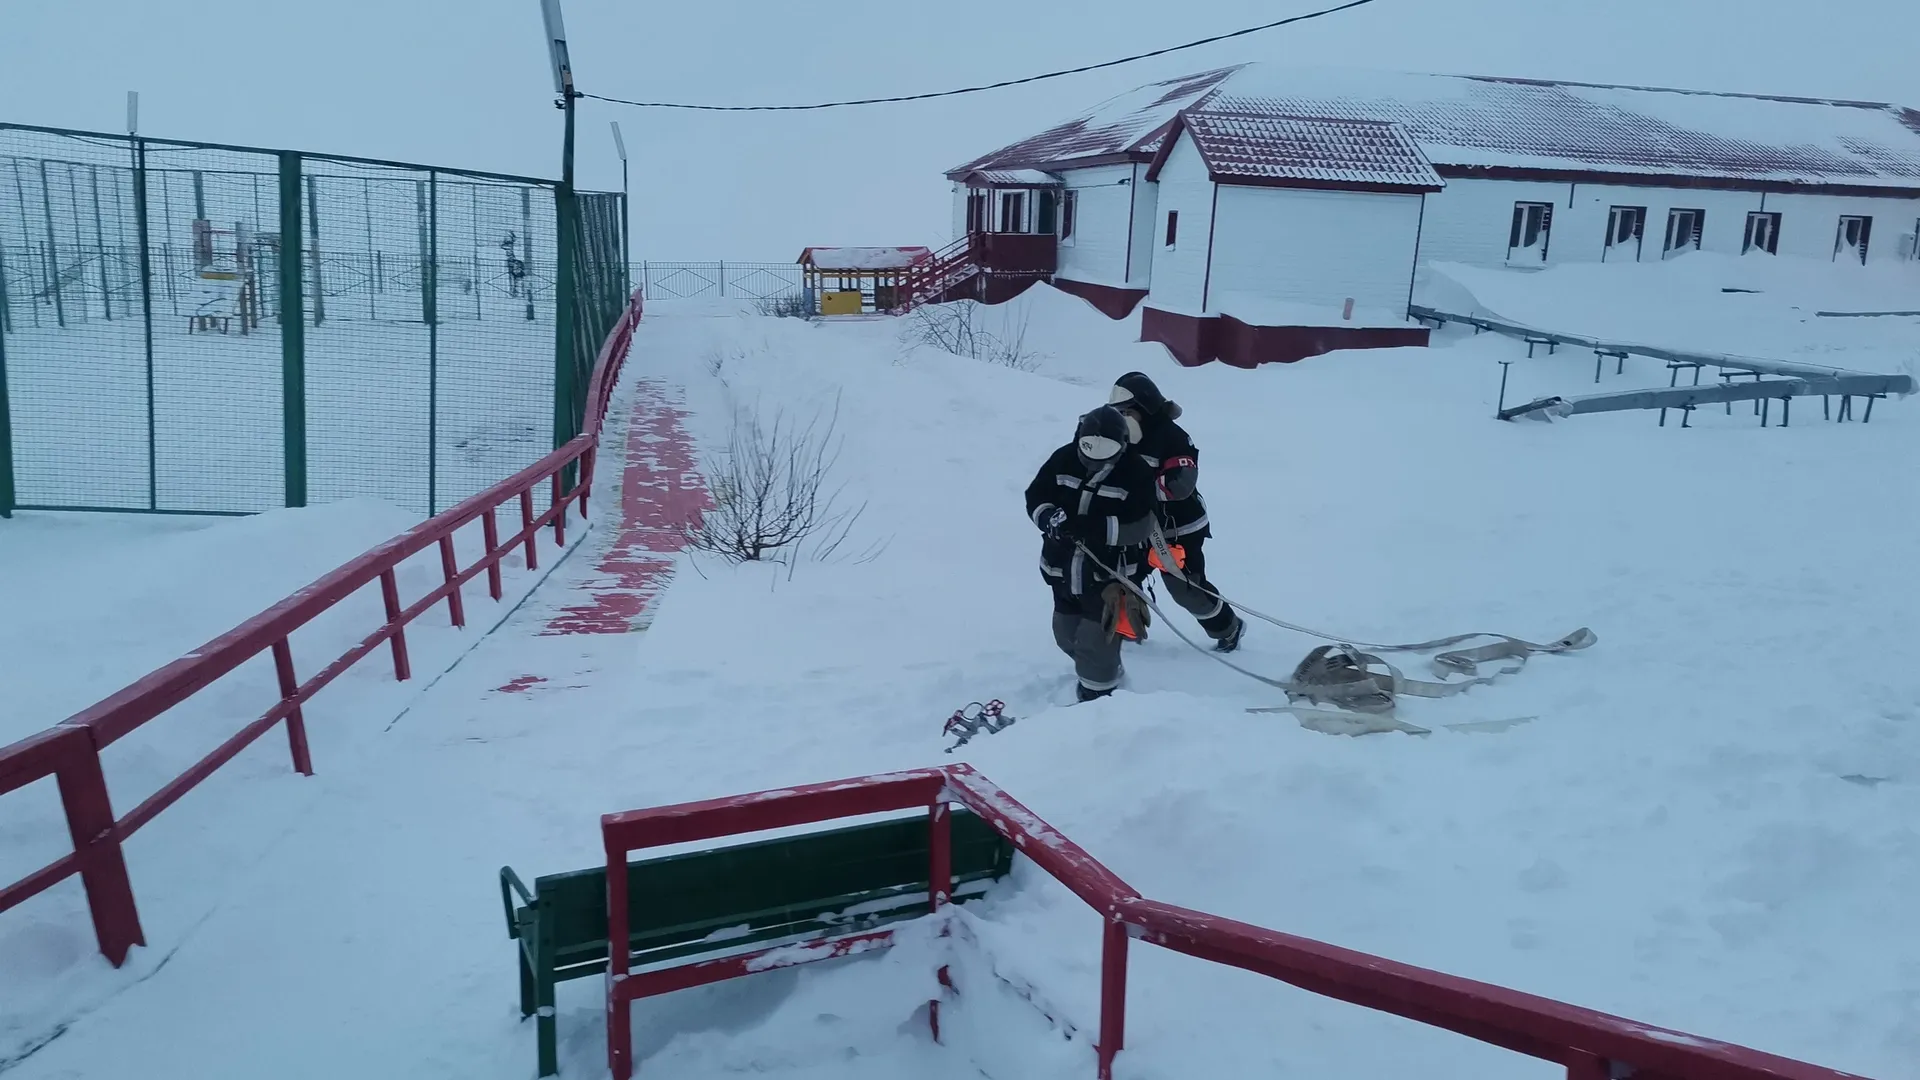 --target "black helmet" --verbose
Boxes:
[1075,405,1130,469]
[1108,372,1167,415]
